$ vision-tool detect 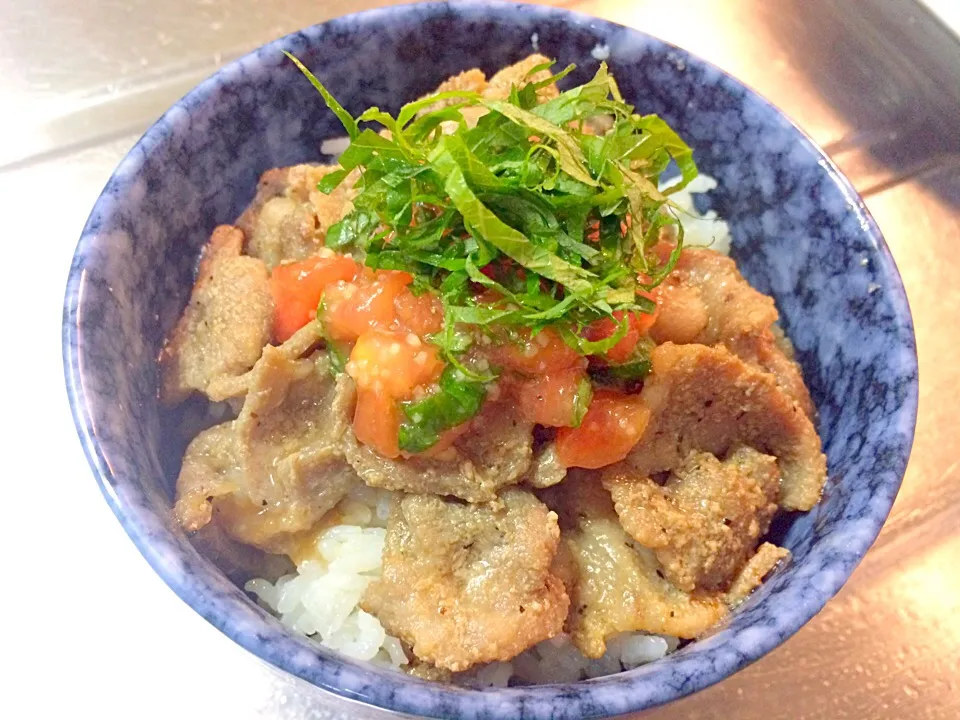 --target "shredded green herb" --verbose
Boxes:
[397,366,488,453]
[289,52,697,368]
[571,374,594,427]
